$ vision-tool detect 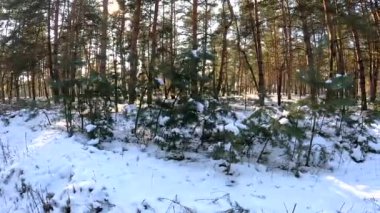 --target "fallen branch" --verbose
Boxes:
[157,195,194,213]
